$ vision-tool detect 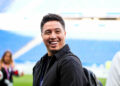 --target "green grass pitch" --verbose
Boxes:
[13,75,33,86]
[13,75,106,86]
